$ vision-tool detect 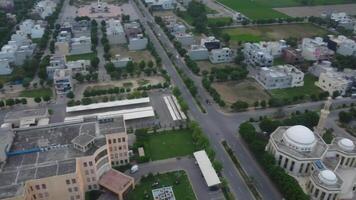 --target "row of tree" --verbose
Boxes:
[339,107,356,124]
